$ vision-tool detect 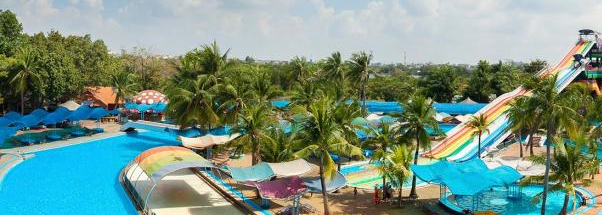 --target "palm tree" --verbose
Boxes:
[294,96,364,215]
[332,101,362,170]
[380,145,414,208]
[111,71,139,109]
[466,114,490,158]
[231,103,275,165]
[398,95,439,198]
[348,51,374,114]
[506,97,531,158]
[262,128,298,163]
[215,83,252,125]
[323,52,346,89]
[166,74,221,130]
[521,133,598,215]
[528,74,581,215]
[10,46,42,114]
[366,122,399,196]
[289,56,312,84]
[249,70,282,103]
[291,80,323,108]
